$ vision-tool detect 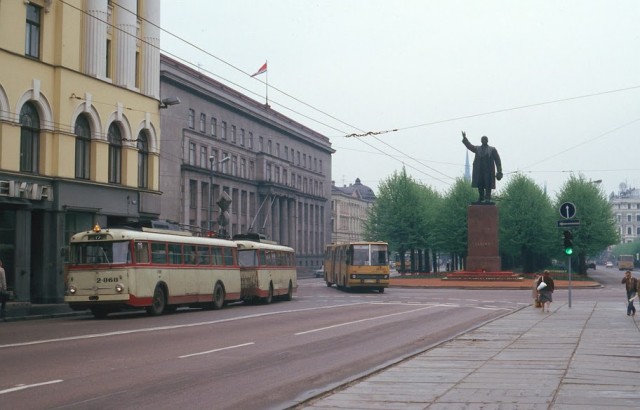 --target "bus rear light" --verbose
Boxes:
[115,283,124,293]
